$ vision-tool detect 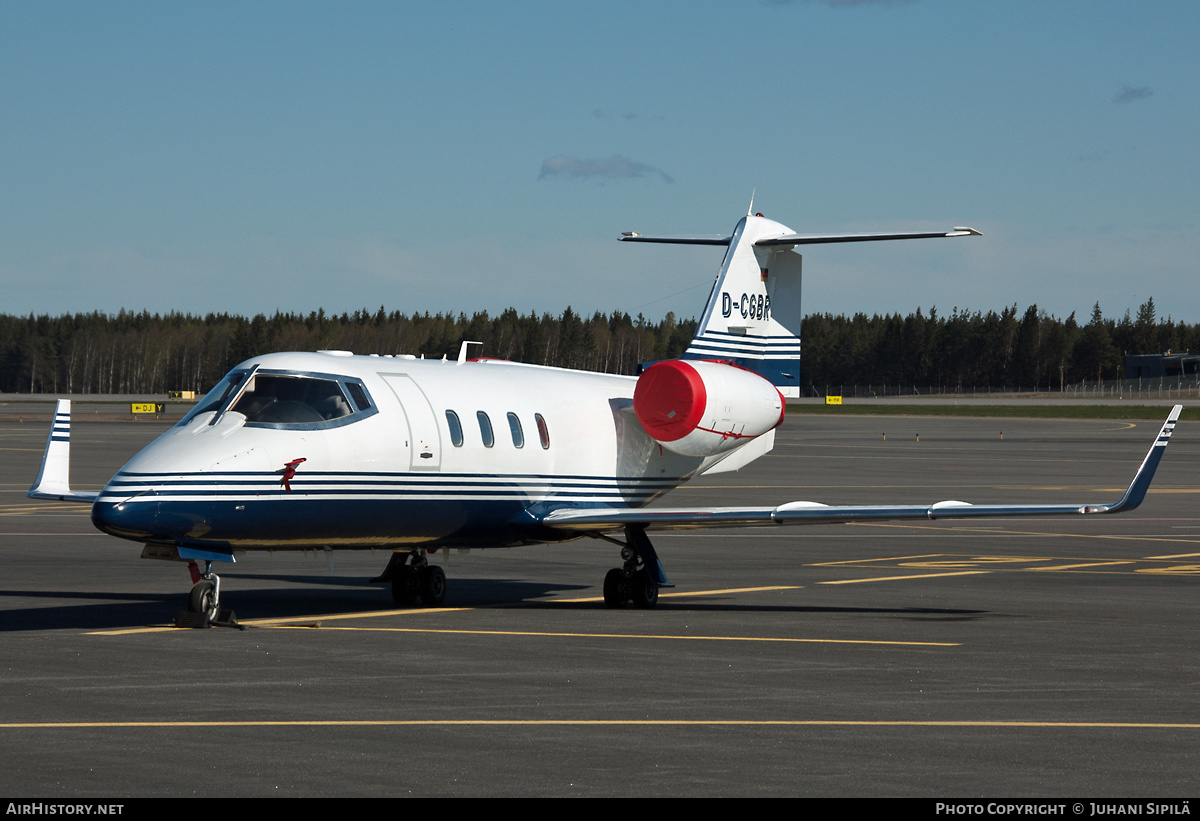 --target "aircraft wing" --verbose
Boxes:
[27,488,98,503]
[27,399,99,503]
[538,405,1182,533]
[755,227,982,247]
